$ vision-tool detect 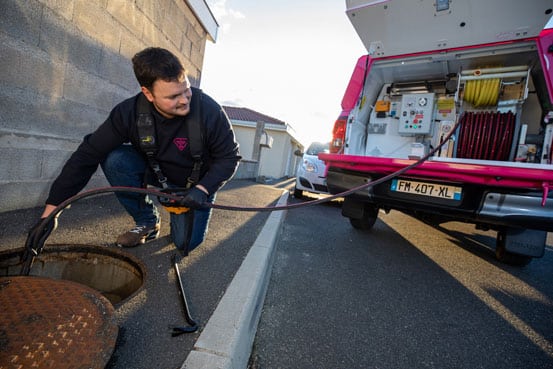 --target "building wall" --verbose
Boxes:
[232,122,303,180]
[0,0,210,212]
[258,128,300,179]
[233,126,256,161]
